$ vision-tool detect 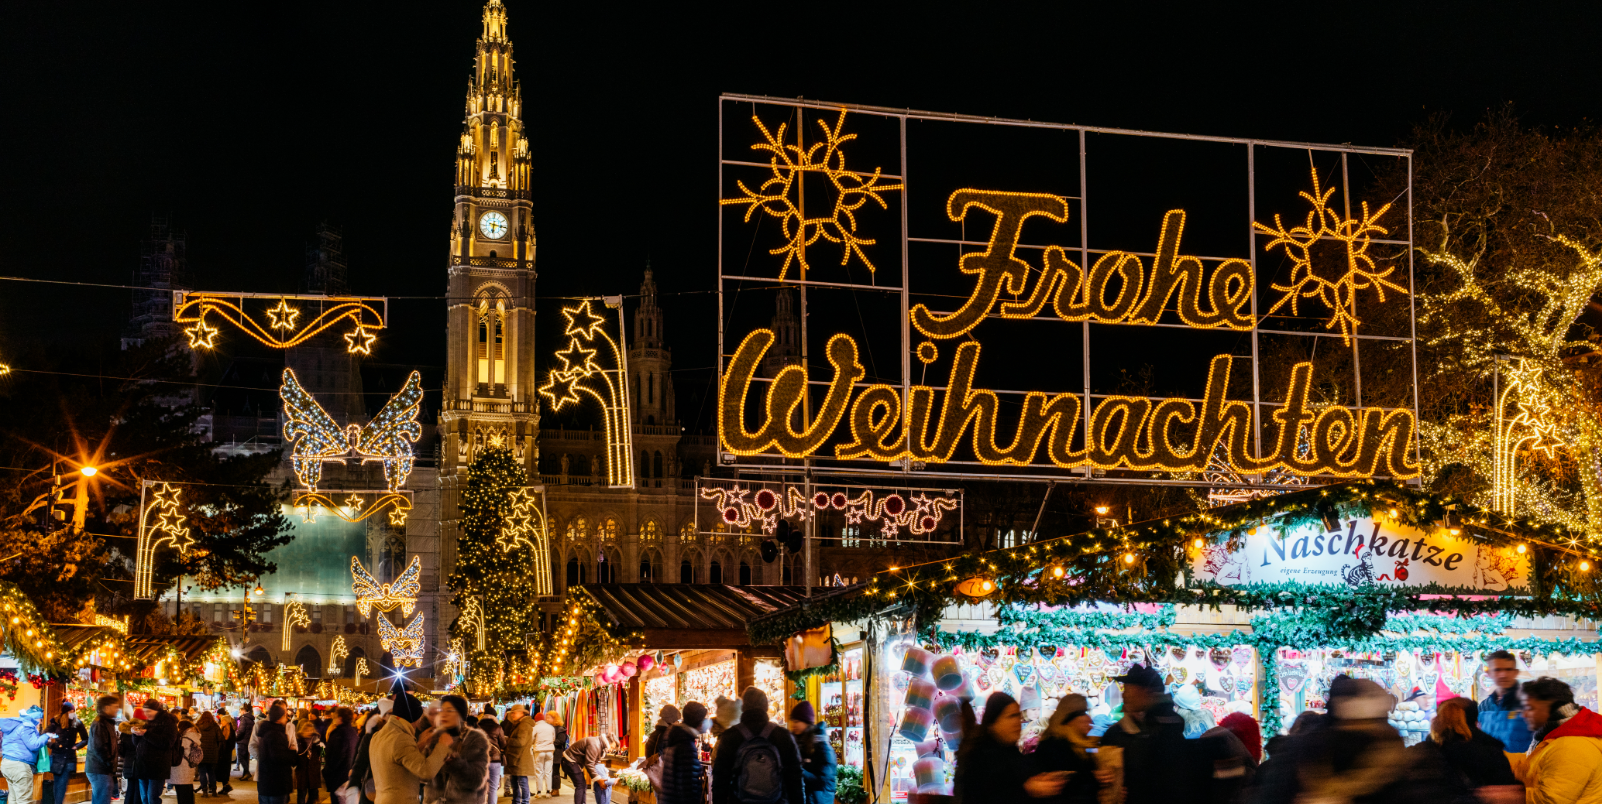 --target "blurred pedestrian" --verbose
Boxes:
[954,692,1068,803]
[195,711,222,796]
[788,701,835,804]
[1028,694,1100,804]
[256,705,299,804]
[236,707,256,781]
[132,700,177,804]
[546,712,568,798]
[214,708,235,795]
[296,719,325,804]
[1408,696,1518,799]
[644,706,680,759]
[501,704,535,804]
[348,699,392,804]
[86,696,122,804]
[478,713,506,804]
[323,708,359,804]
[710,687,803,804]
[368,688,452,804]
[46,702,89,804]
[425,695,491,804]
[1473,650,1531,754]
[1098,666,1191,804]
[530,711,555,798]
[561,732,617,804]
[1514,676,1600,804]
[658,702,708,804]
[171,718,203,804]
